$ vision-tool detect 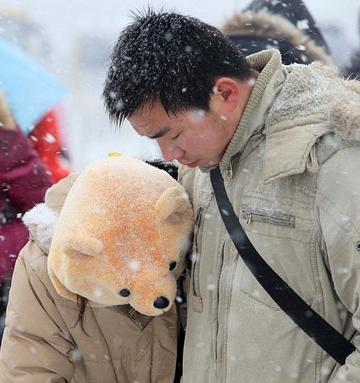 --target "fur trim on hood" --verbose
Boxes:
[330,78,360,141]
[22,203,59,254]
[267,60,360,140]
[21,172,78,254]
[221,11,334,65]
